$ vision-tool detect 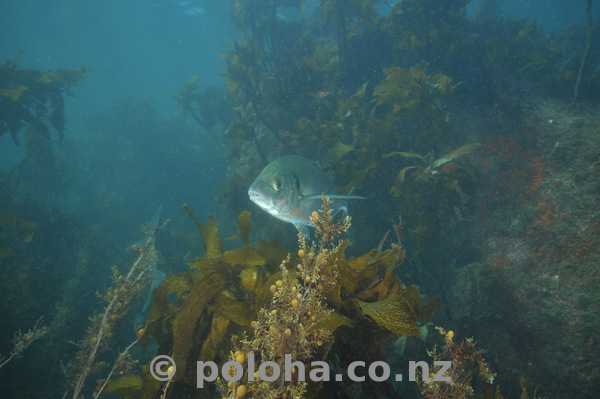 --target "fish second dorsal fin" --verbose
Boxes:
[302,194,366,200]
